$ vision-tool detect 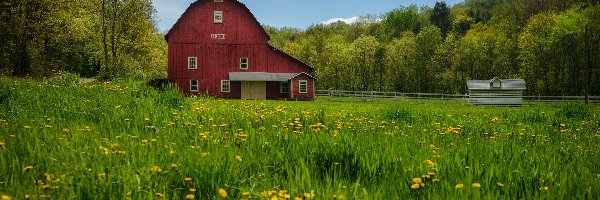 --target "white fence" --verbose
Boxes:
[315,90,600,104]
